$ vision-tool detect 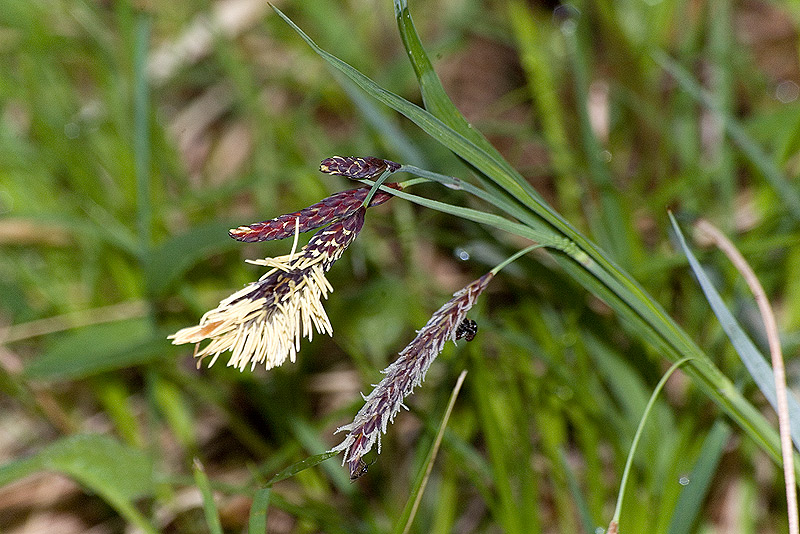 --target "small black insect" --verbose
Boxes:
[350,457,376,481]
[455,319,478,342]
